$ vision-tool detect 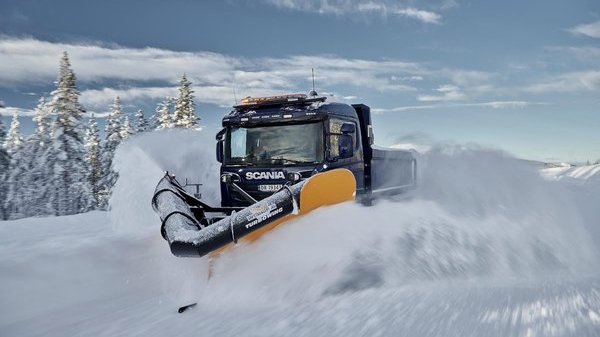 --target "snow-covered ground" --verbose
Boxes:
[2,131,600,337]
[542,163,600,182]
